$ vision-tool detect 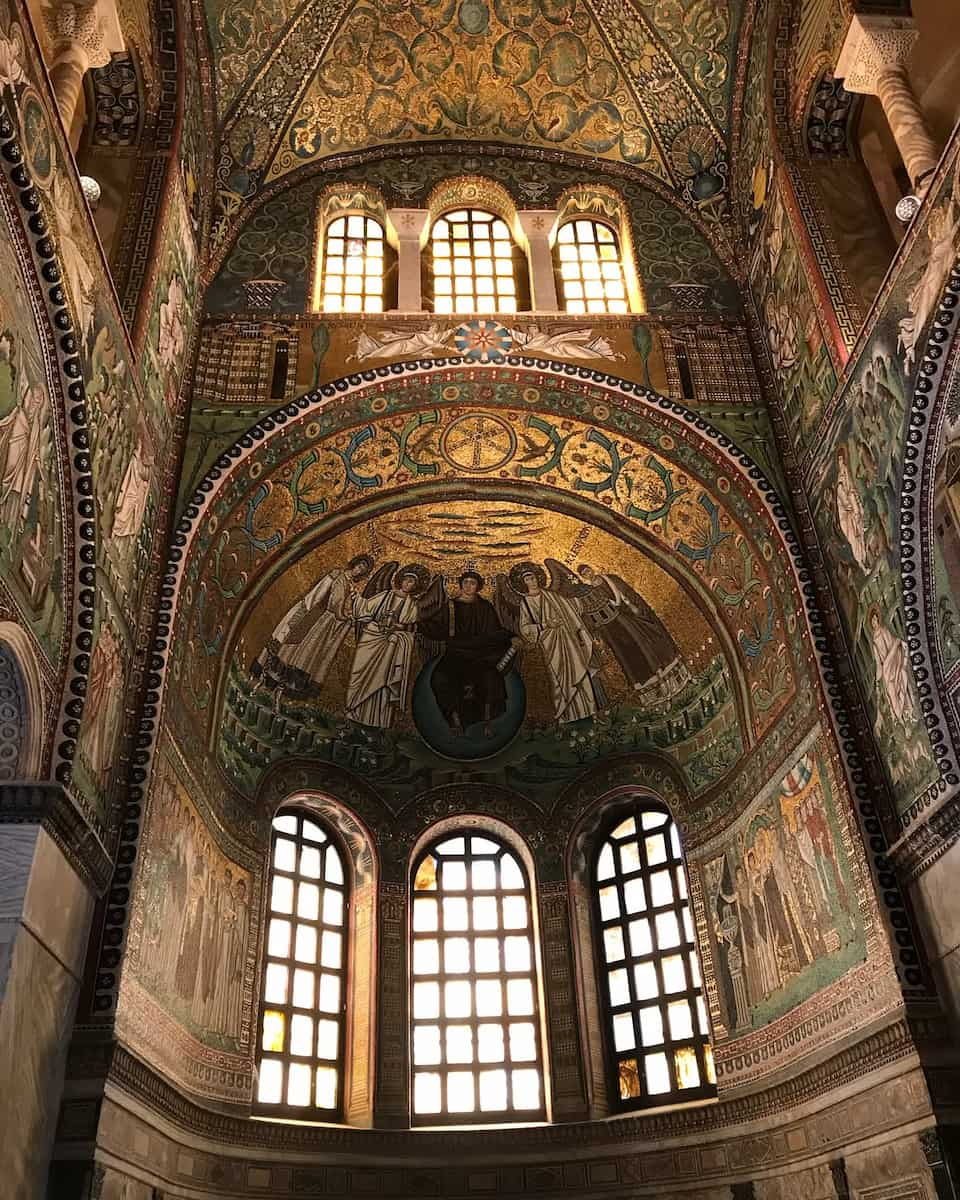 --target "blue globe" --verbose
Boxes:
[411,657,527,760]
